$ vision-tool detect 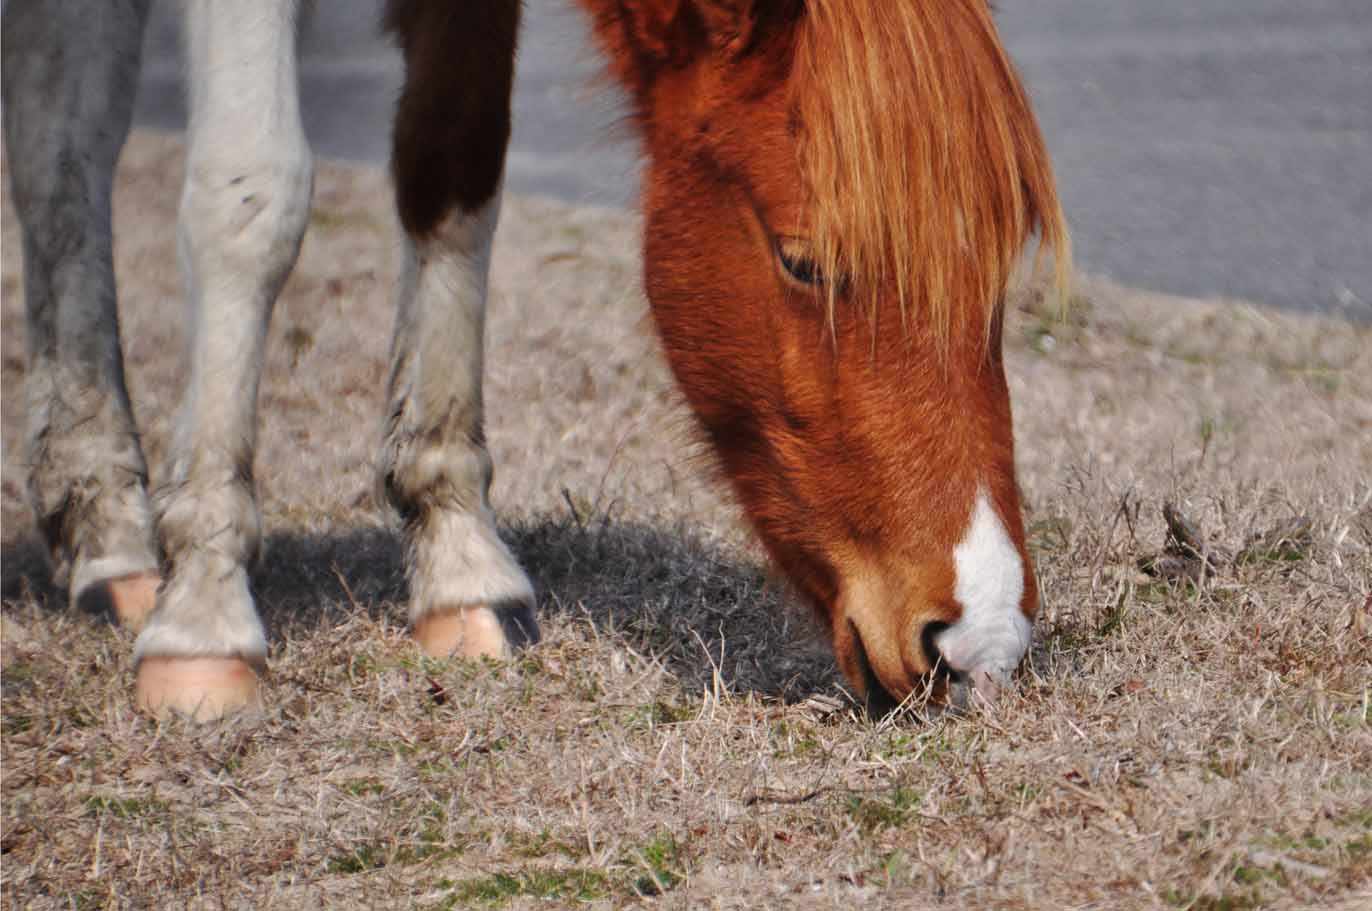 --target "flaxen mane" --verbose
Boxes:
[792,0,1070,346]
